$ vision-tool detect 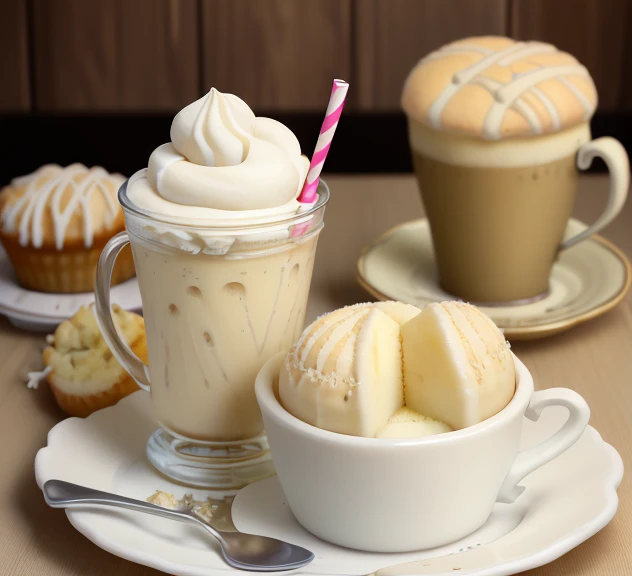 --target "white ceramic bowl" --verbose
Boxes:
[255,353,590,552]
